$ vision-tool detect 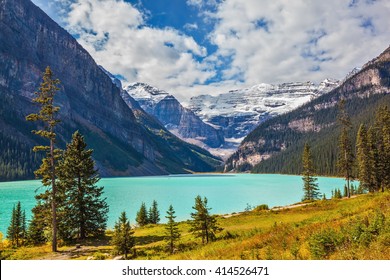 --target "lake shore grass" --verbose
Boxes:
[1,191,389,260]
